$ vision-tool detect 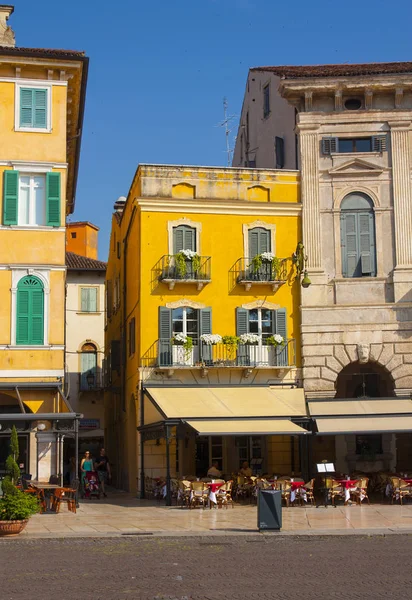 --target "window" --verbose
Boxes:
[106,280,112,319]
[3,171,61,227]
[340,193,376,278]
[275,136,284,169]
[17,86,50,131]
[80,287,98,313]
[16,276,44,345]
[172,307,198,340]
[248,227,271,258]
[116,241,121,259]
[129,317,136,356]
[80,342,97,390]
[173,225,196,254]
[344,98,362,111]
[322,135,387,155]
[71,232,77,239]
[356,434,383,457]
[263,84,270,118]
